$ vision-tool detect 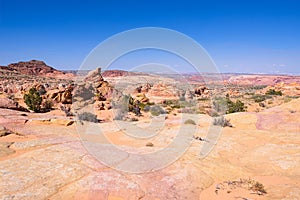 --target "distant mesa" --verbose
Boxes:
[0,60,74,78]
